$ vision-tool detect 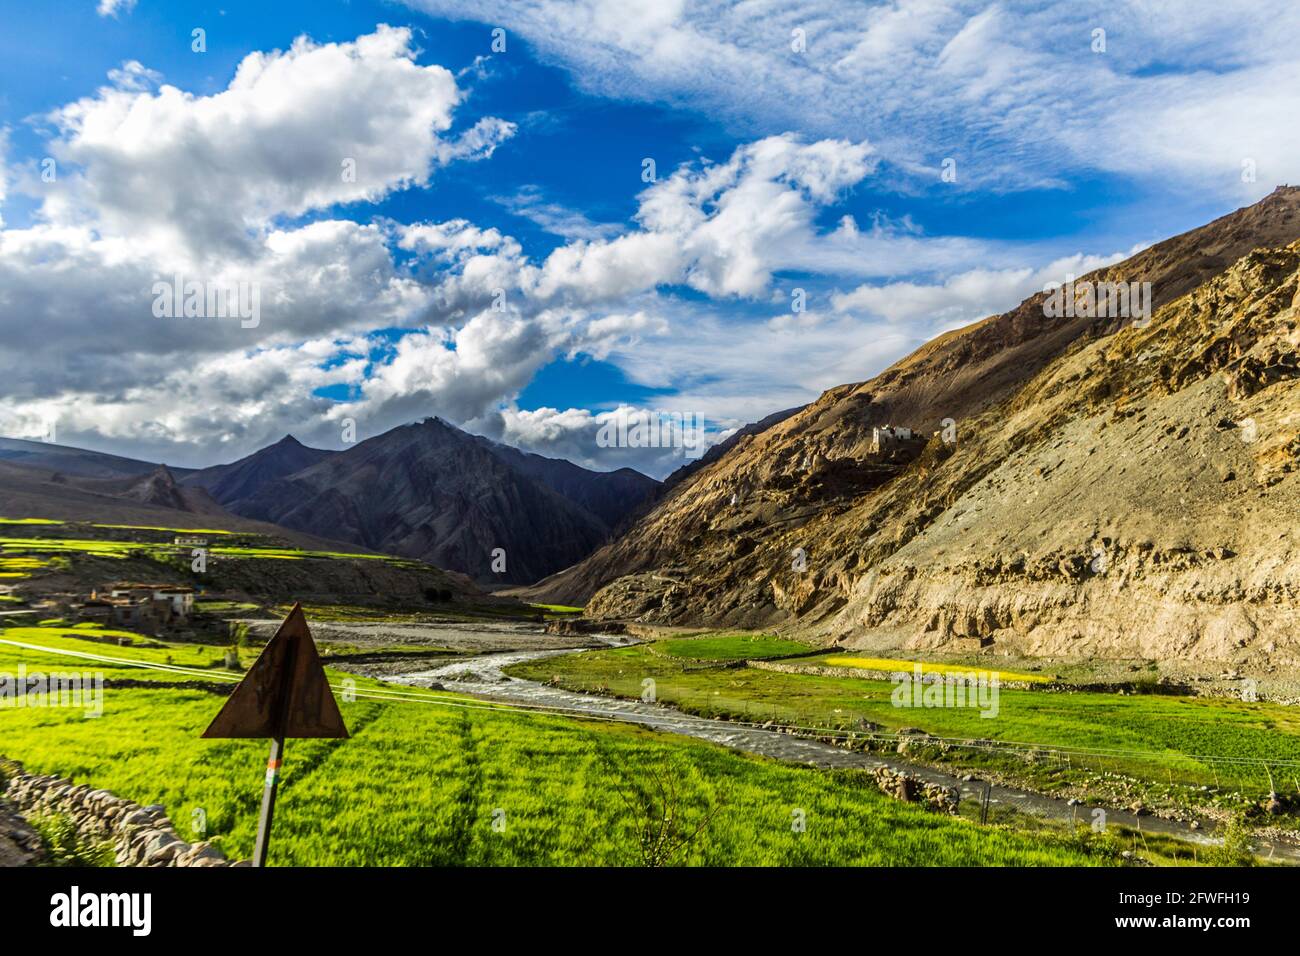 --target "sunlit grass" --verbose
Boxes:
[0,626,235,679]
[195,600,262,613]
[0,534,423,569]
[659,633,815,661]
[0,633,1107,866]
[0,553,55,580]
[91,524,235,534]
[0,537,136,557]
